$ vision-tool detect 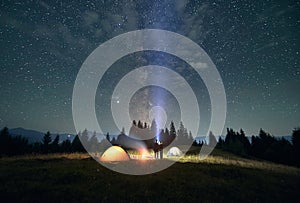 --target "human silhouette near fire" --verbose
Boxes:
[153,139,163,159]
